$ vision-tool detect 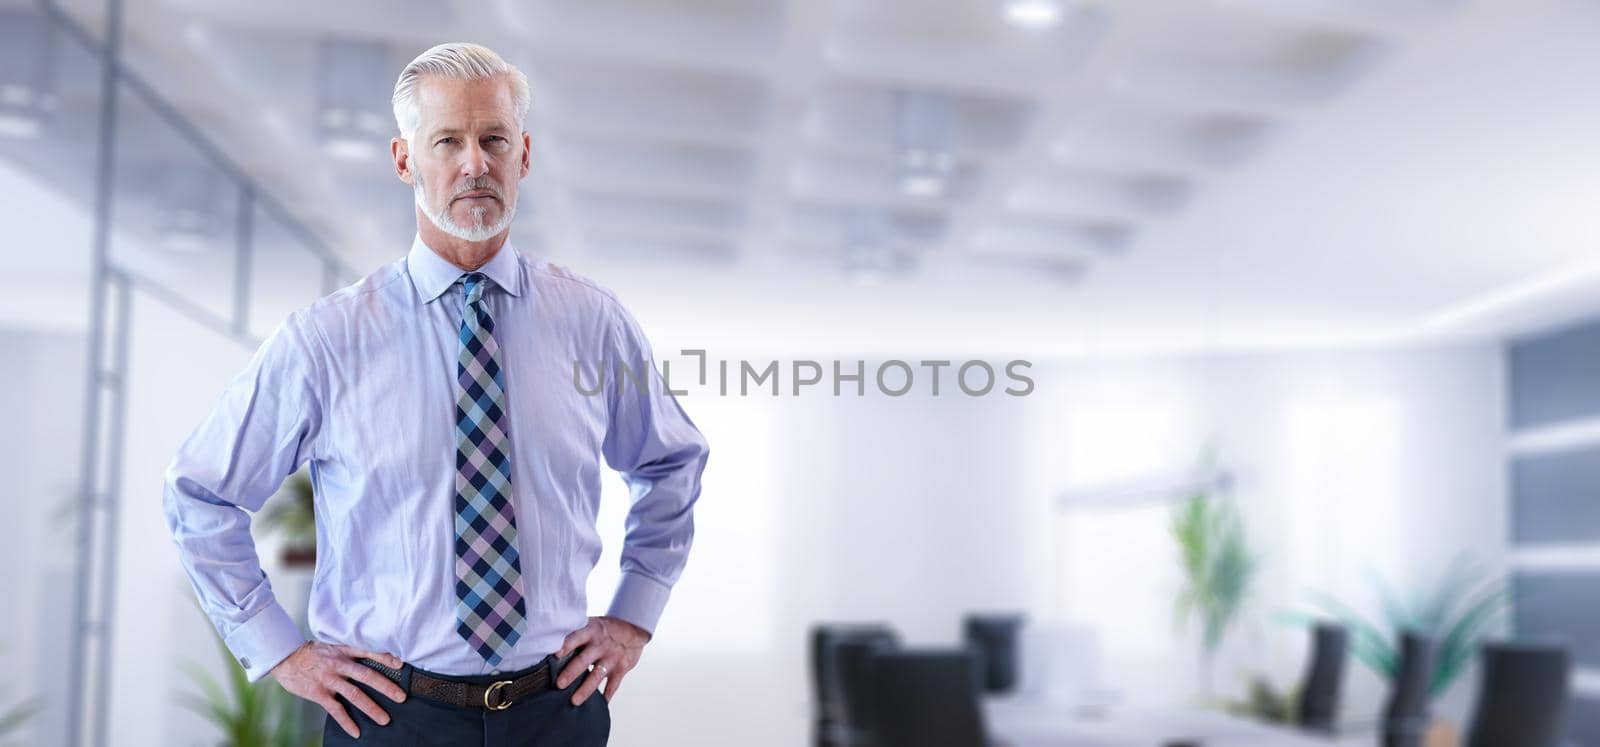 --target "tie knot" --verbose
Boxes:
[462,272,487,305]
